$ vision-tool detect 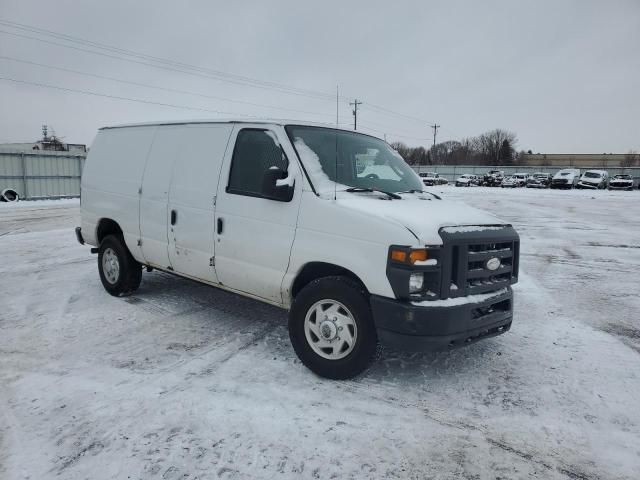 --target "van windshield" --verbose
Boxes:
[285,125,423,196]
[584,172,601,178]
